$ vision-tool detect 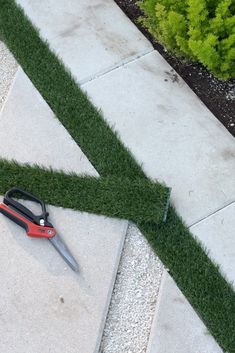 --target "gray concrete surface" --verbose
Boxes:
[191,202,235,289]
[16,0,152,84]
[0,41,18,111]
[0,67,98,176]
[0,67,128,353]
[100,223,163,353]
[83,51,235,228]
[0,200,127,353]
[147,271,223,353]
